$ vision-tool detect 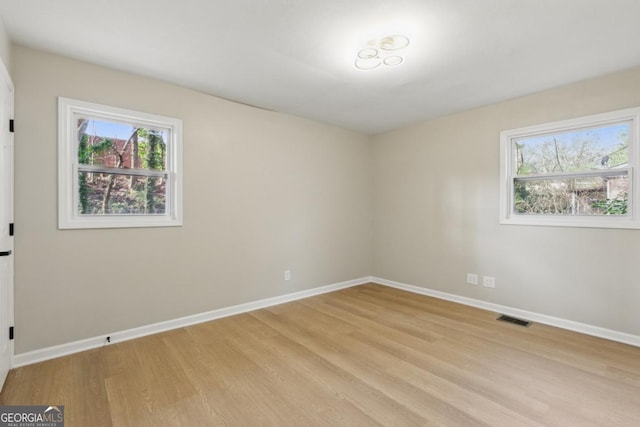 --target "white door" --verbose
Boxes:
[0,58,14,391]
